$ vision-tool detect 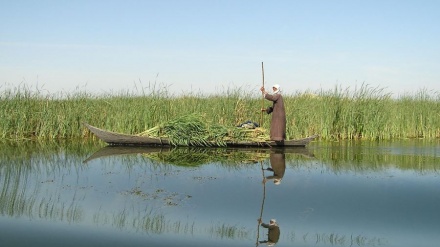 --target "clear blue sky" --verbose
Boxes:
[1,0,439,96]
